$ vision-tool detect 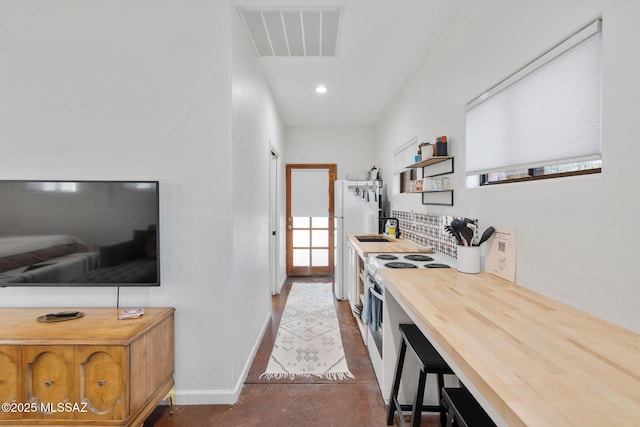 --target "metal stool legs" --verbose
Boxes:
[411,370,426,427]
[387,337,408,425]
[387,324,452,427]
